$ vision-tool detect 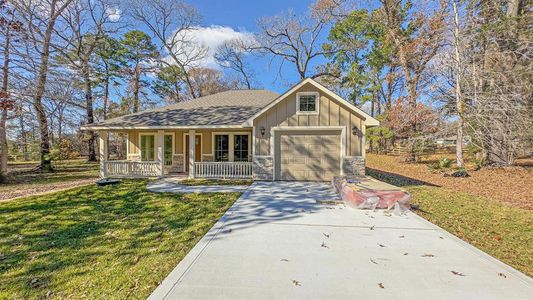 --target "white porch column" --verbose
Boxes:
[156,130,164,177]
[99,131,108,178]
[188,129,195,178]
